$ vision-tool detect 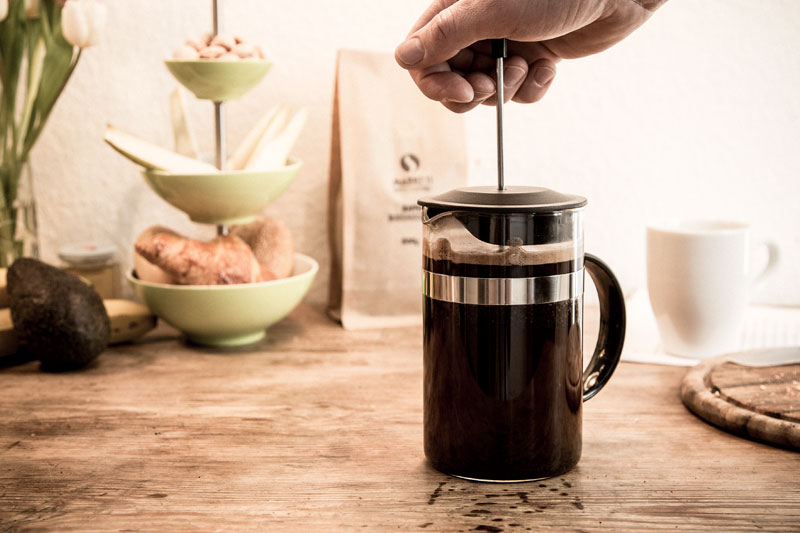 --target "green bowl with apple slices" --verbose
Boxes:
[165,59,272,101]
[142,158,301,226]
